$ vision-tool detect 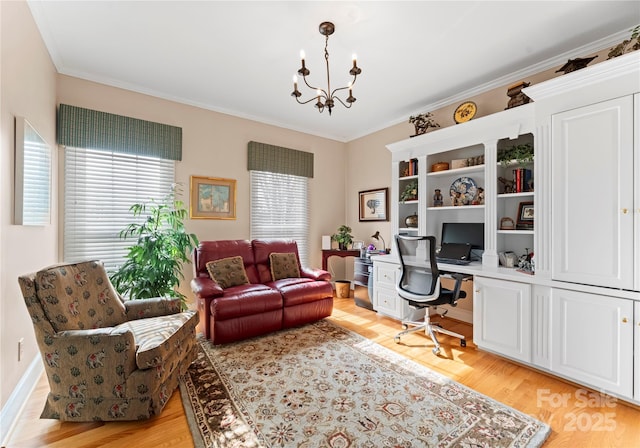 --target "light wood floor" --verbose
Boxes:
[6,295,640,447]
